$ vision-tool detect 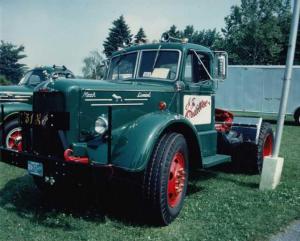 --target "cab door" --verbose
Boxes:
[181,51,216,157]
